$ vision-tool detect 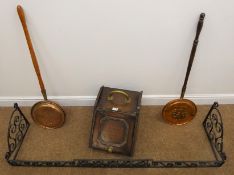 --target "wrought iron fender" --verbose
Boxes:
[5,103,29,161]
[5,102,226,168]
